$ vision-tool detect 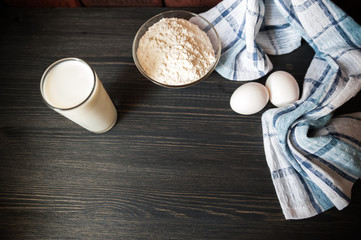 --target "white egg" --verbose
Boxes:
[230,82,269,115]
[265,71,299,107]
